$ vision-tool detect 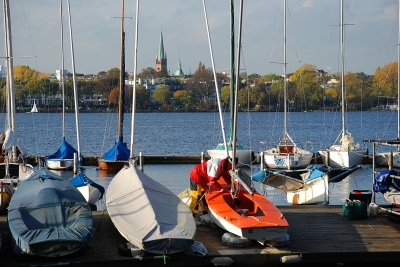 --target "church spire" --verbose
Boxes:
[156,29,167,73]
